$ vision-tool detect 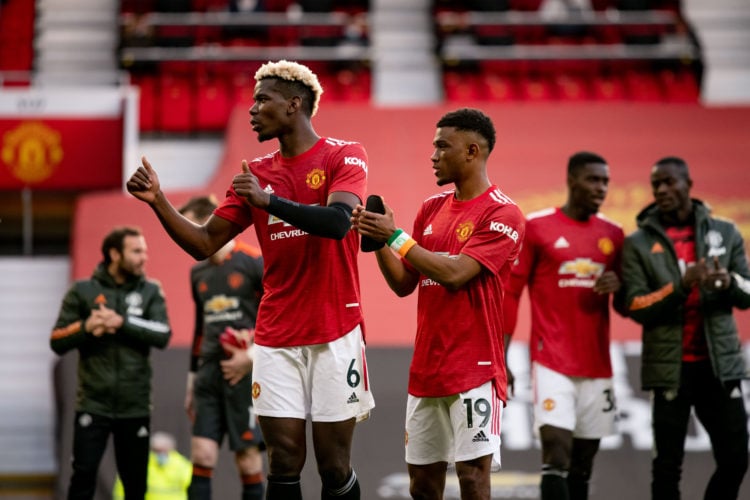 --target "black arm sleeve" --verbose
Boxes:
[267,195,353,240]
